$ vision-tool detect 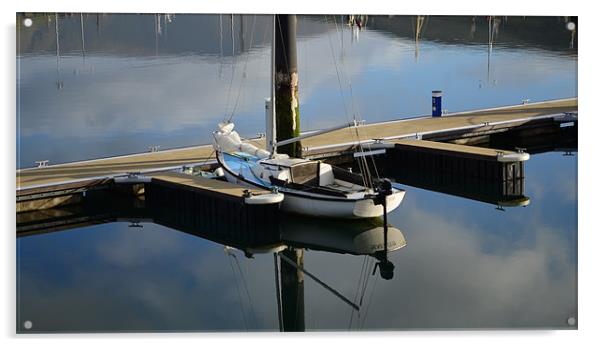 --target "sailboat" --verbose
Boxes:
[212,15,405,219]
